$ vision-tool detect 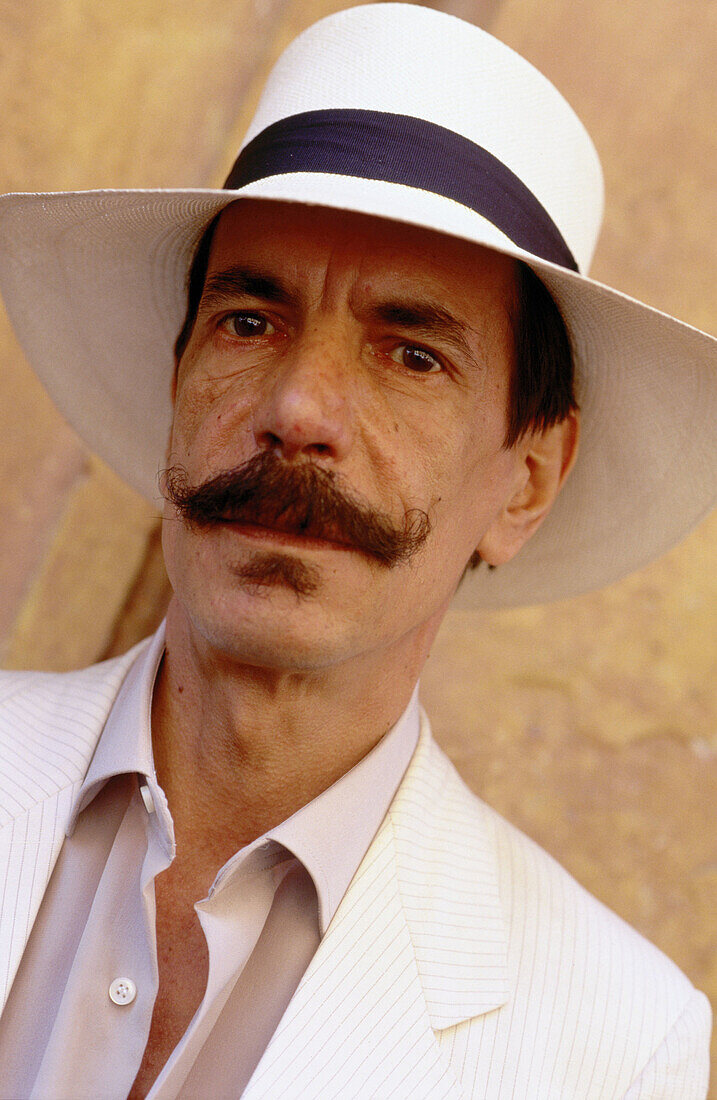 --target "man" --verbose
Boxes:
[0,3,714,1097]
